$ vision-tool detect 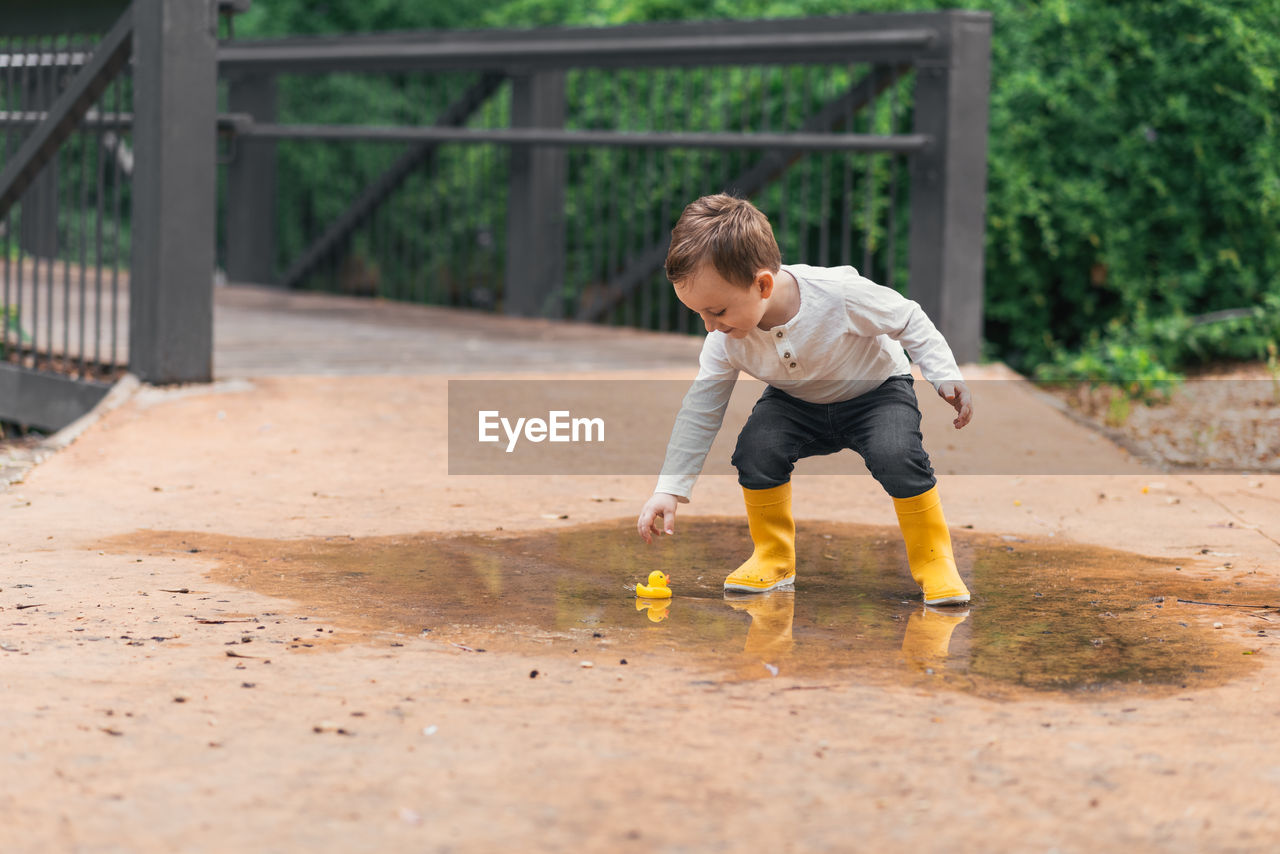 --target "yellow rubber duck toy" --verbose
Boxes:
[636,570,672,599]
